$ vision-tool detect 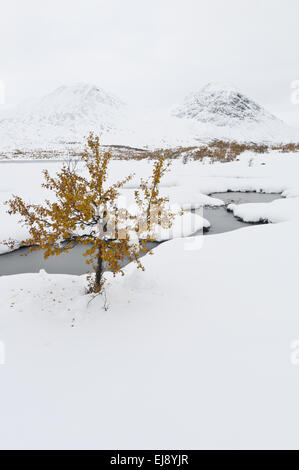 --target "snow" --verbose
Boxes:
[173,81,276,125]
[0,82,128,150]
[0,150,298,253]
[1,82,299,153]
[1,220,299,449]
[159,187,224,210]
[149,211,209,241]
[172,81,299,142]
[1,149,299,449]
[228,197,299,224]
